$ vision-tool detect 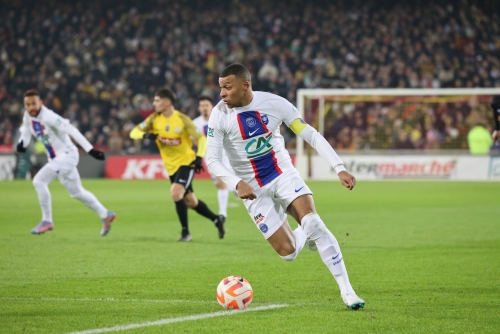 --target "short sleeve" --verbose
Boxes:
[275,96,301,127]
[207,108,224,148]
